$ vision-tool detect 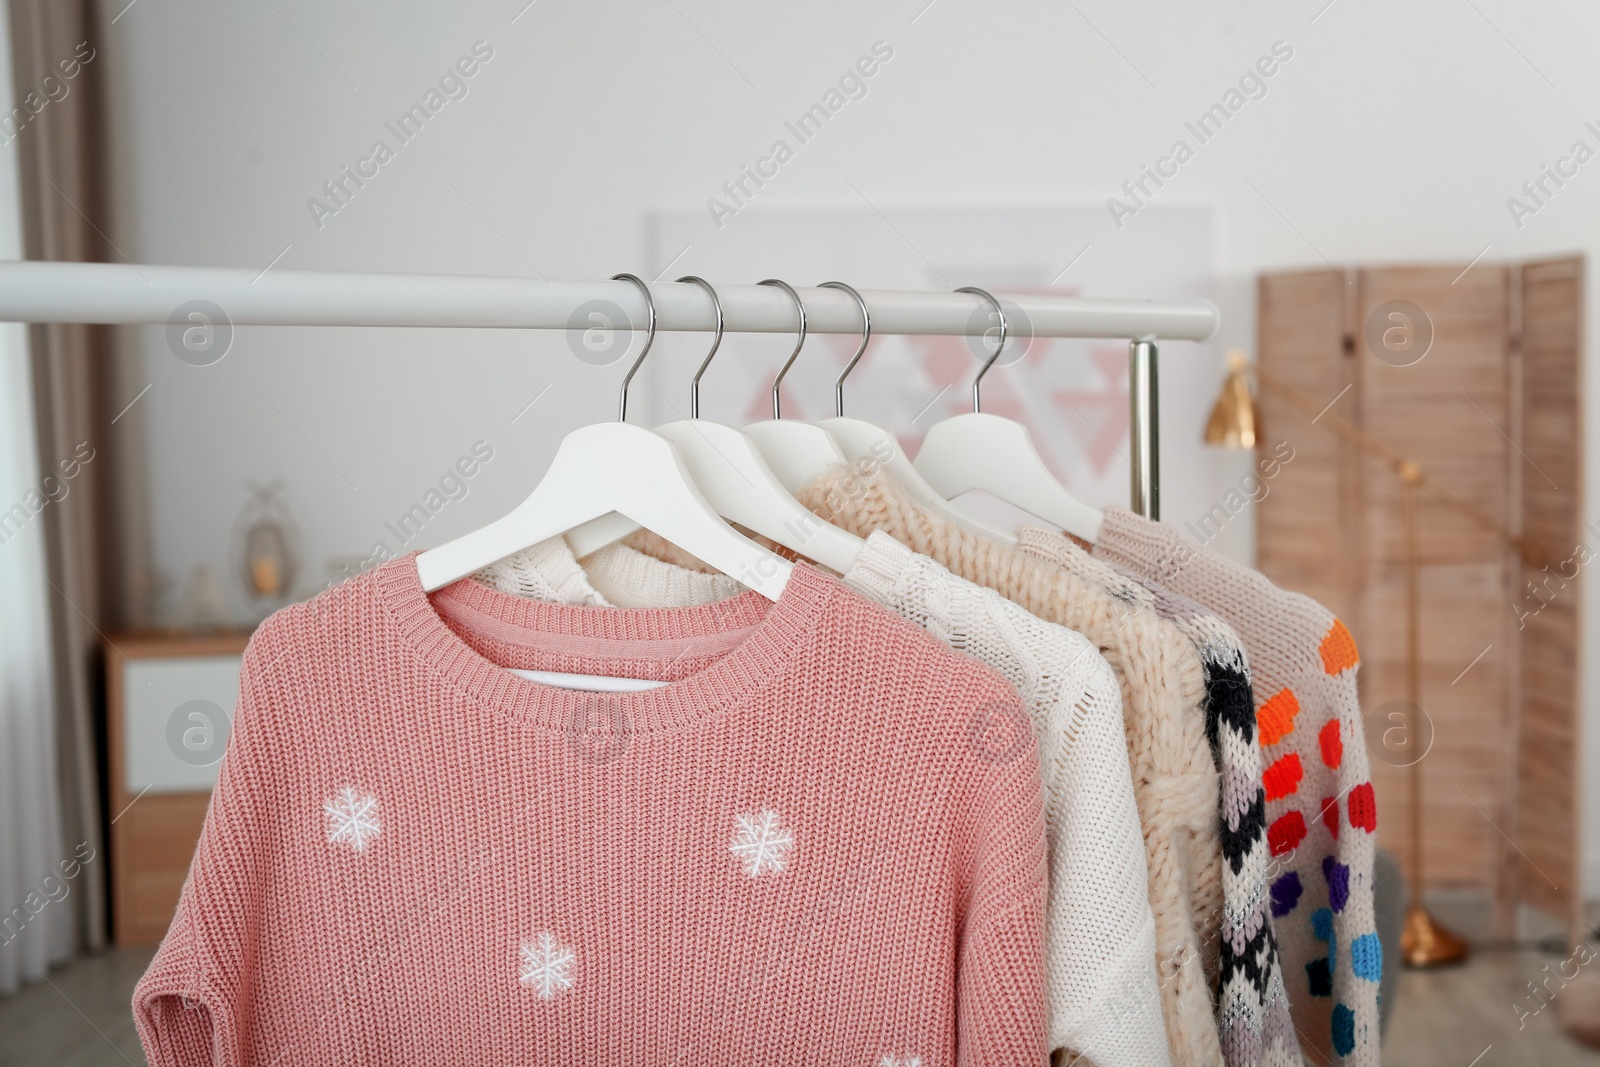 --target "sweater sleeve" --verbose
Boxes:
[132,632,279,1067]
[131,914,231,1067]
[952,687,1051,1067]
